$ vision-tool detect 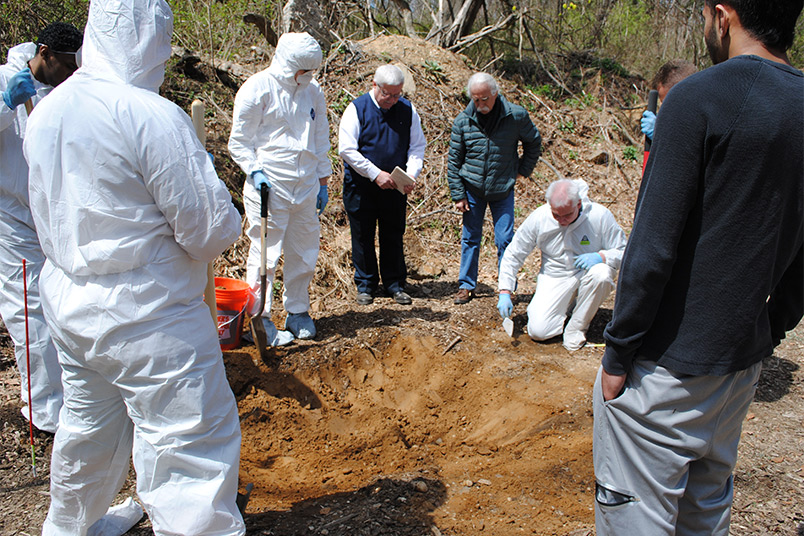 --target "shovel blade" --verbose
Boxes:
[250,318,270,361]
